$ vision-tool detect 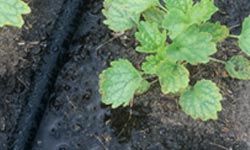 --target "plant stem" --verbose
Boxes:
[209,57,226,64]
[158,4,167,12]
[228,34,239,39]
[229,24,240,30]
[95,33,123,50]
[150,79,158,85]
